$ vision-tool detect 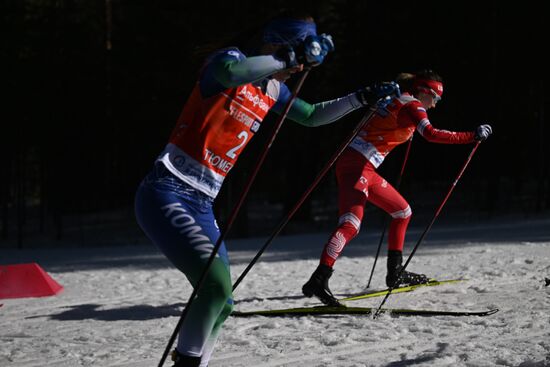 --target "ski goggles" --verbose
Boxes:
[417,86,442,103]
